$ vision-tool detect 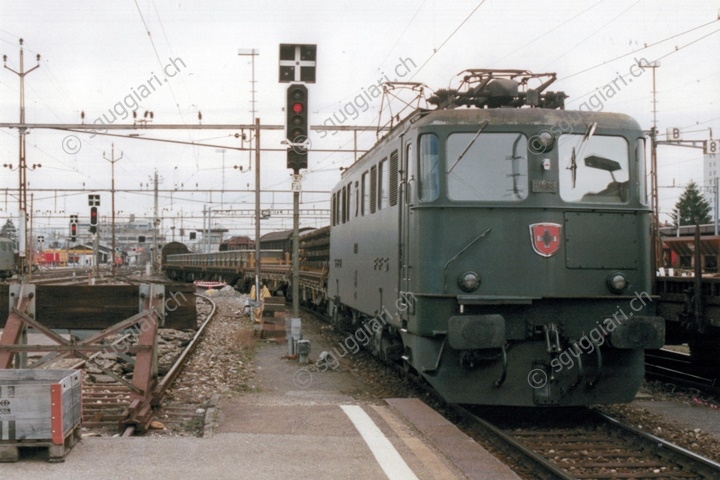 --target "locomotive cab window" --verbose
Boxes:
[446,132,528,201]
[559,134,629,204]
